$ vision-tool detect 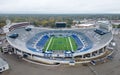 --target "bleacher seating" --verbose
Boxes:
[36,35,49,50]
[71,34,83,50]
[79,33,93,52]
[26,37,38,52]
[26,30,93,53]
[72,31,93,52]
